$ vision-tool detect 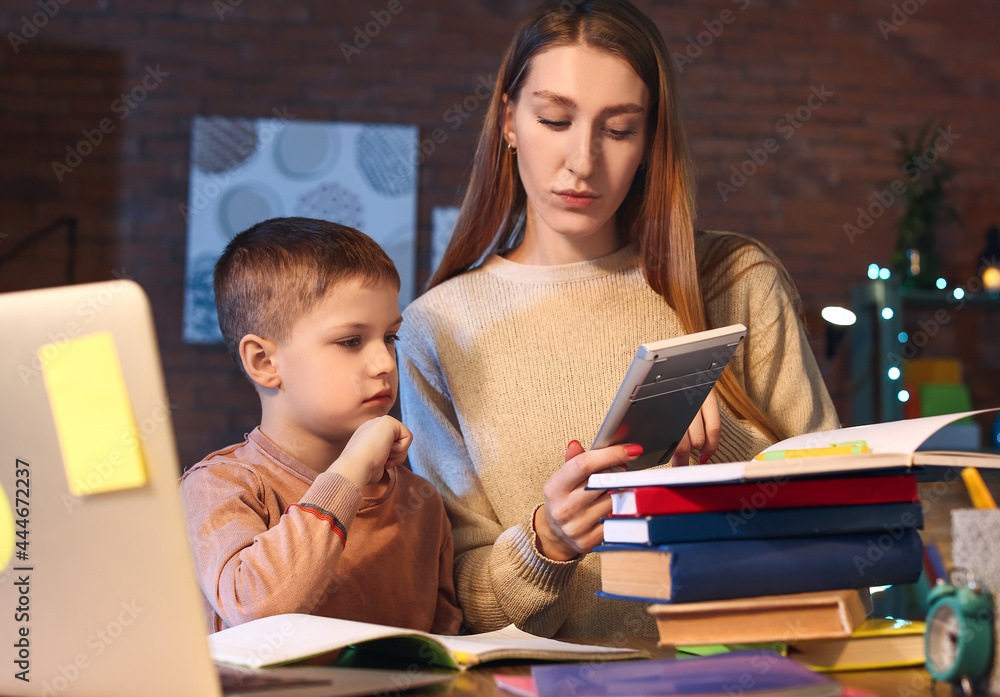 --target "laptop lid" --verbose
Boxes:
[0,280,222,697]
[0,281,457,697]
